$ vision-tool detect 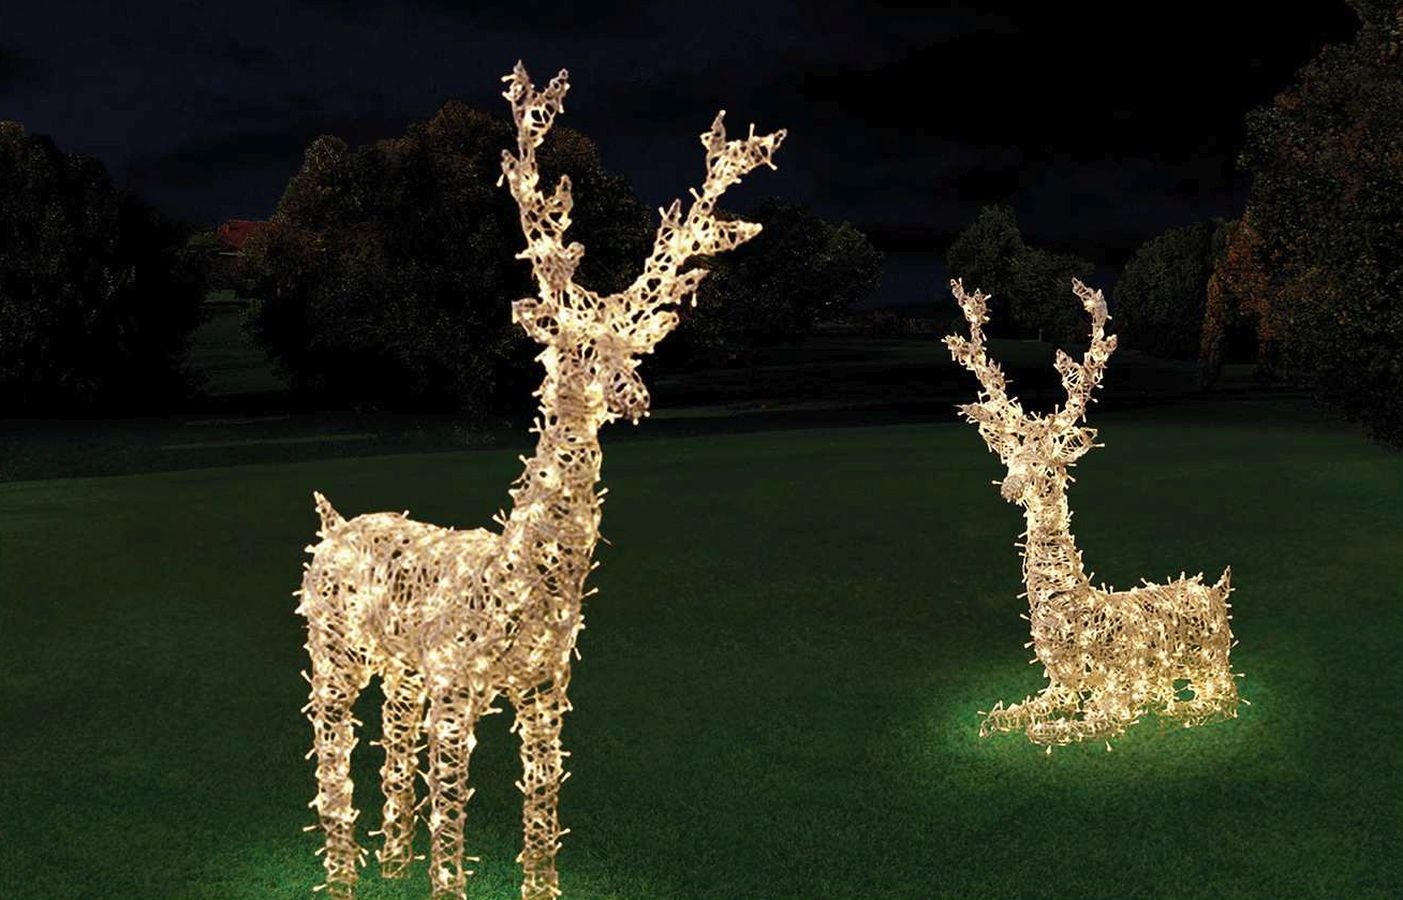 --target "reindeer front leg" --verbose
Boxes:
[513,680,572,900]
[377,662,427,878]
[425,687,483,900]
[304,624,370,899]
[1025,688,1139,746]
[981,683,1079,737]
